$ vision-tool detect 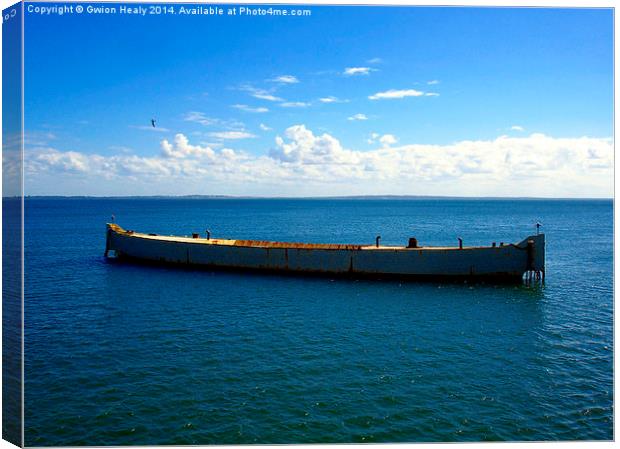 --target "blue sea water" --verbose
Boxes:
[23,198,613,445]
